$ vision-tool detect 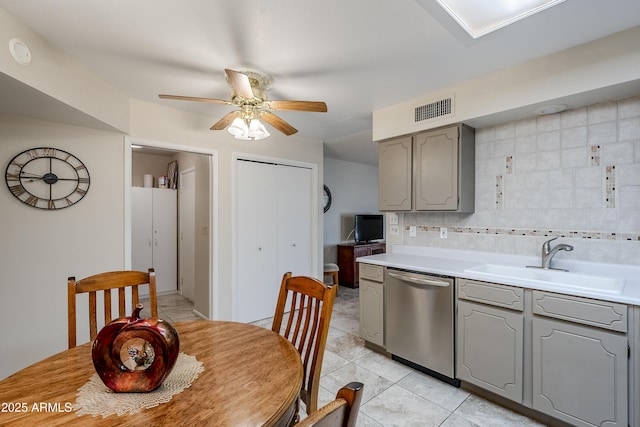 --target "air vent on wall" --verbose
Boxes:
[414,96,454,123]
